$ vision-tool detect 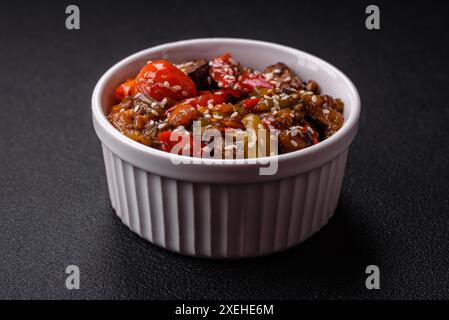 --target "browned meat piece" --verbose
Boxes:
[322,95,344,113]
[177,59,210,90]
[306,80,319,94]
[263,62,303,90]
[261,108,294,130]
[132,93,167,117]
[304,95,344,139]
[278,124,319,153]
[177,59,208,74]
[292,102,306,123]
[107,108,133,133]
[142,120,166,143]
